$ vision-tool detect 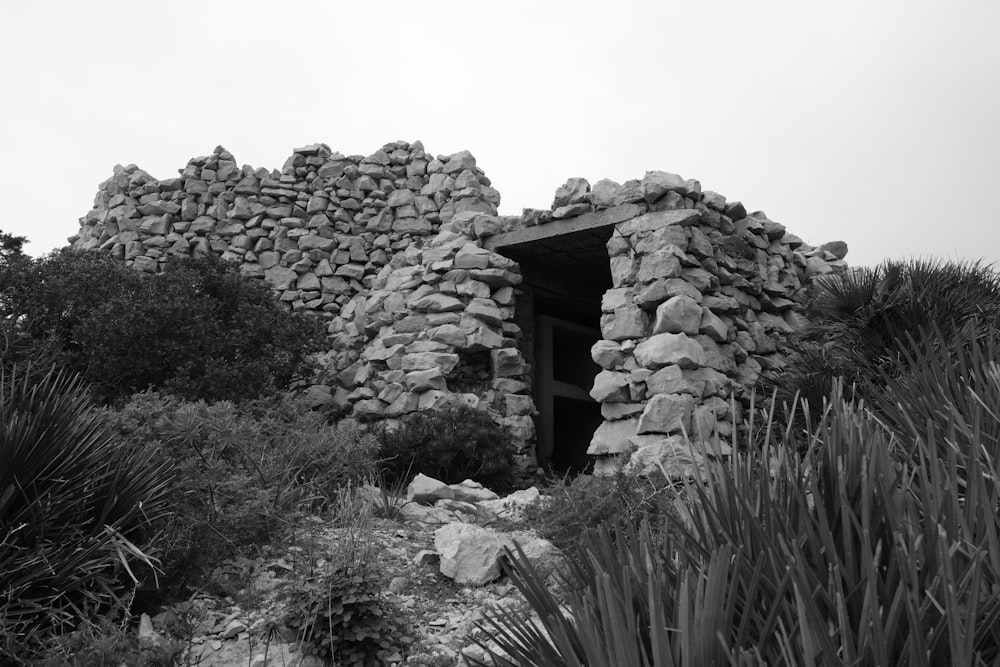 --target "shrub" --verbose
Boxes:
[521,470,681,553]
[473,383,1000,666]
[375,406,519,493]
[0,367,174,661]
[286,569,409,666]
[772,258,1000,411]
[104,392,380,601]
[0,250,326,403]
[285,486,410,666]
